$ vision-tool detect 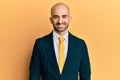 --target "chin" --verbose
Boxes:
[54,26,68,32]
[58,29,67,32]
